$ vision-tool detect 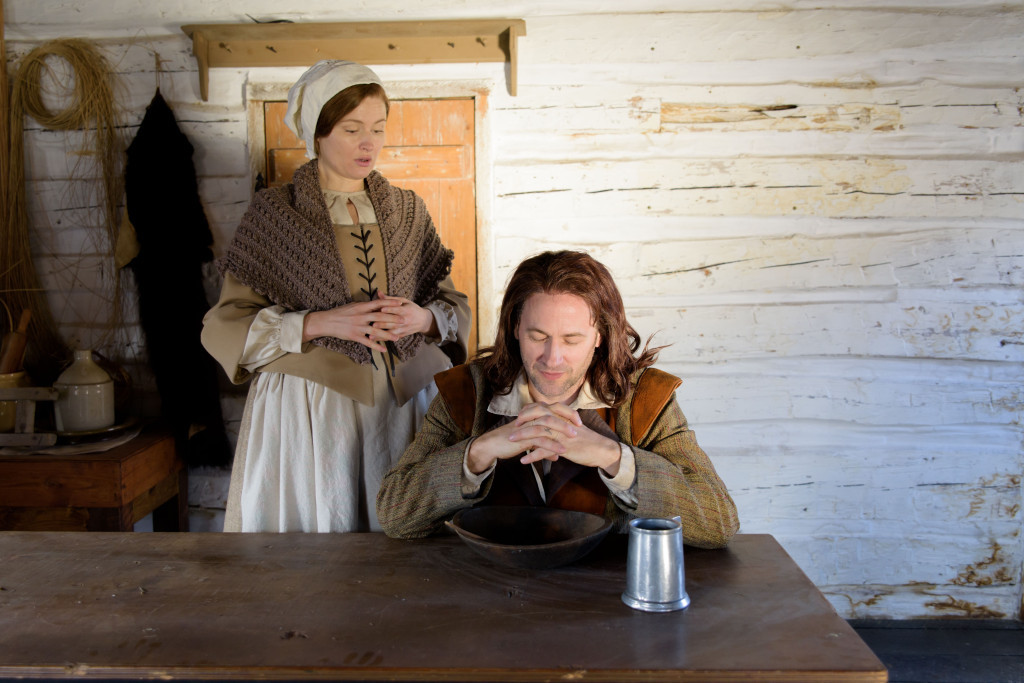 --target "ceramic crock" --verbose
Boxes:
[53,350,115,433]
